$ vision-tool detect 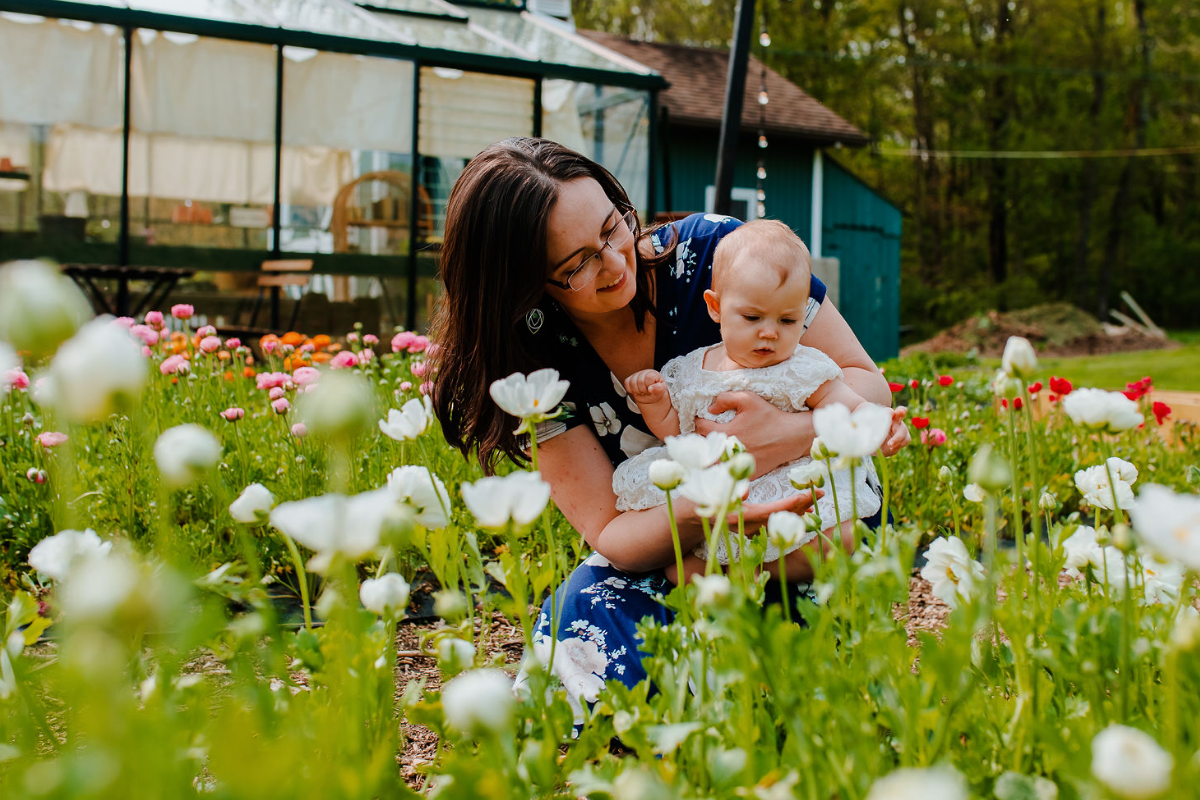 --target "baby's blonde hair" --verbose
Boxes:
[712,219,812,295]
